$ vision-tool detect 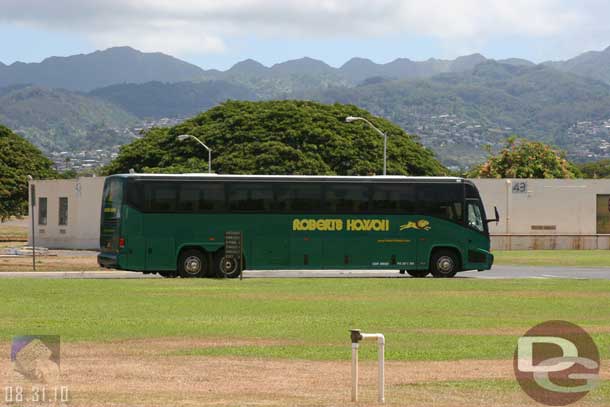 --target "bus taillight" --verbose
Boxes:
[119,237,125,249]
